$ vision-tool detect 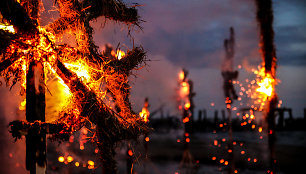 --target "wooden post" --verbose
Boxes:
[26,60,46,174]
